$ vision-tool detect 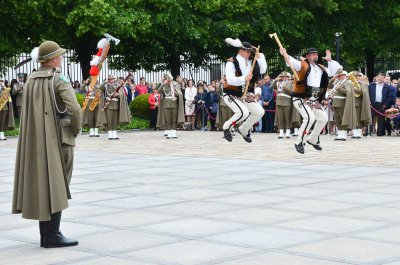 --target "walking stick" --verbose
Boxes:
[242,45,260,98]
[269,33,299,81]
